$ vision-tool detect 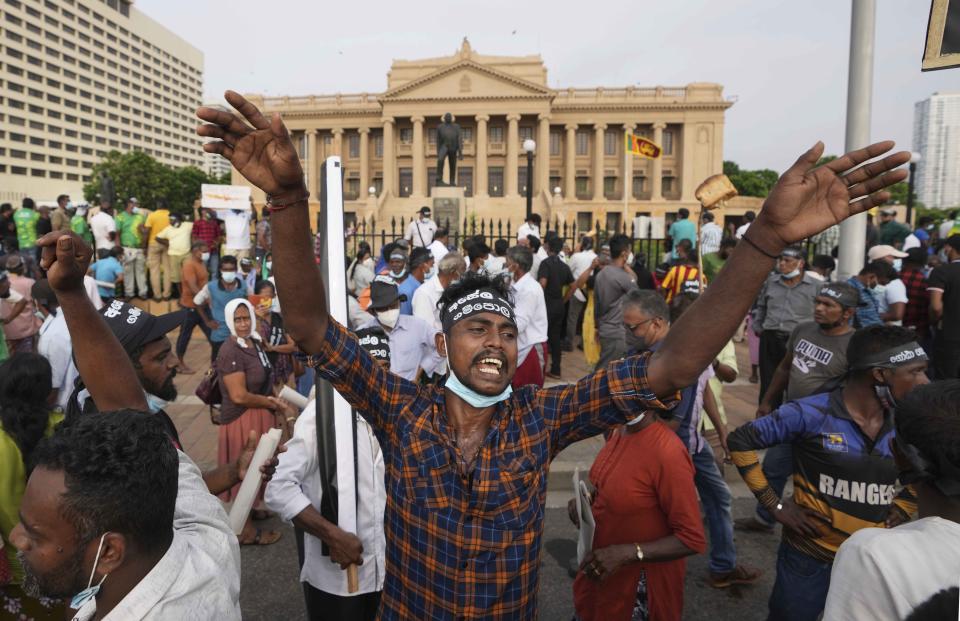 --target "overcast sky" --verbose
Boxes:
[140,0,956,173]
